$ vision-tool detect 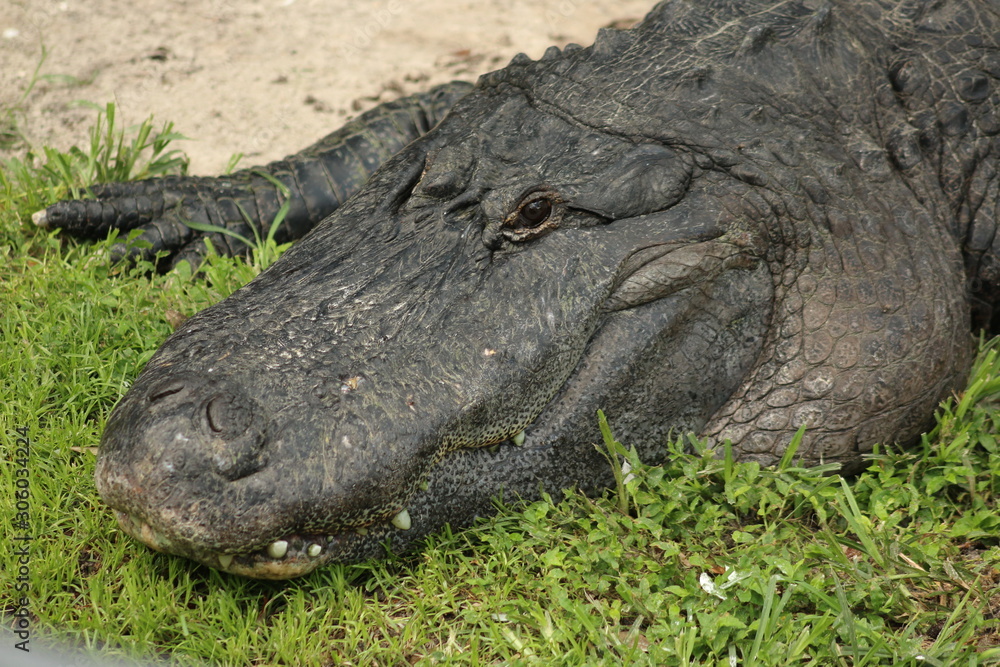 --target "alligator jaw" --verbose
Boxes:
[114,509,392,579]
[111,430,532,579]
